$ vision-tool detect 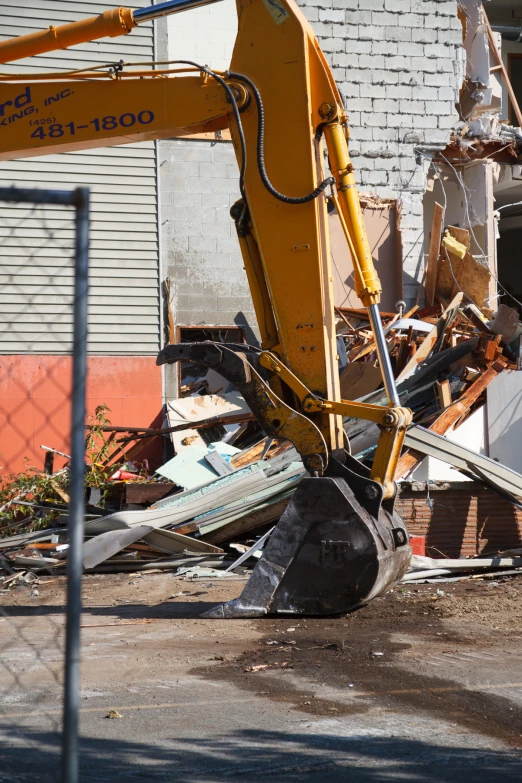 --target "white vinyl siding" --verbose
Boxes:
[0,0,159,354]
